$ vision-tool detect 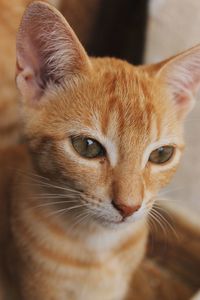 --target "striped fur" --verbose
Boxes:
[0,2,200,299]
